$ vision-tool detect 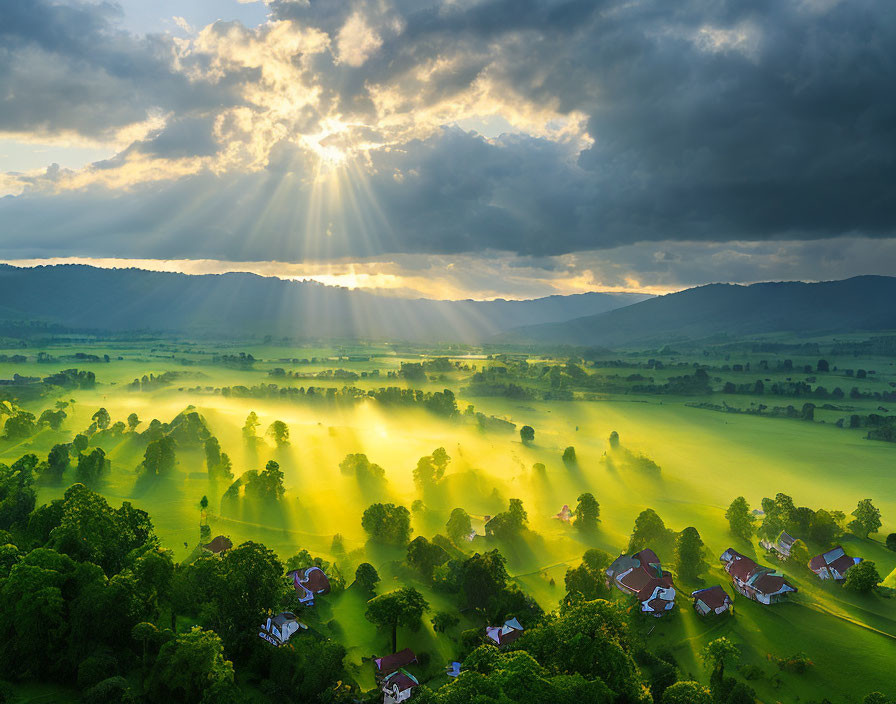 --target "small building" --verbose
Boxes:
[691,586,733,616]
[720,548,796,604]
[288,566,331,606]
[554,505,572,523]
[445,661,461,678]
[374,648,418,676]
[381,669,419,704]
[258,612,306,646]
[760,531,797,559]
[809,546,862,581]
[486,617,524,646]
[202,535,233,554]
[605,548,676,617]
